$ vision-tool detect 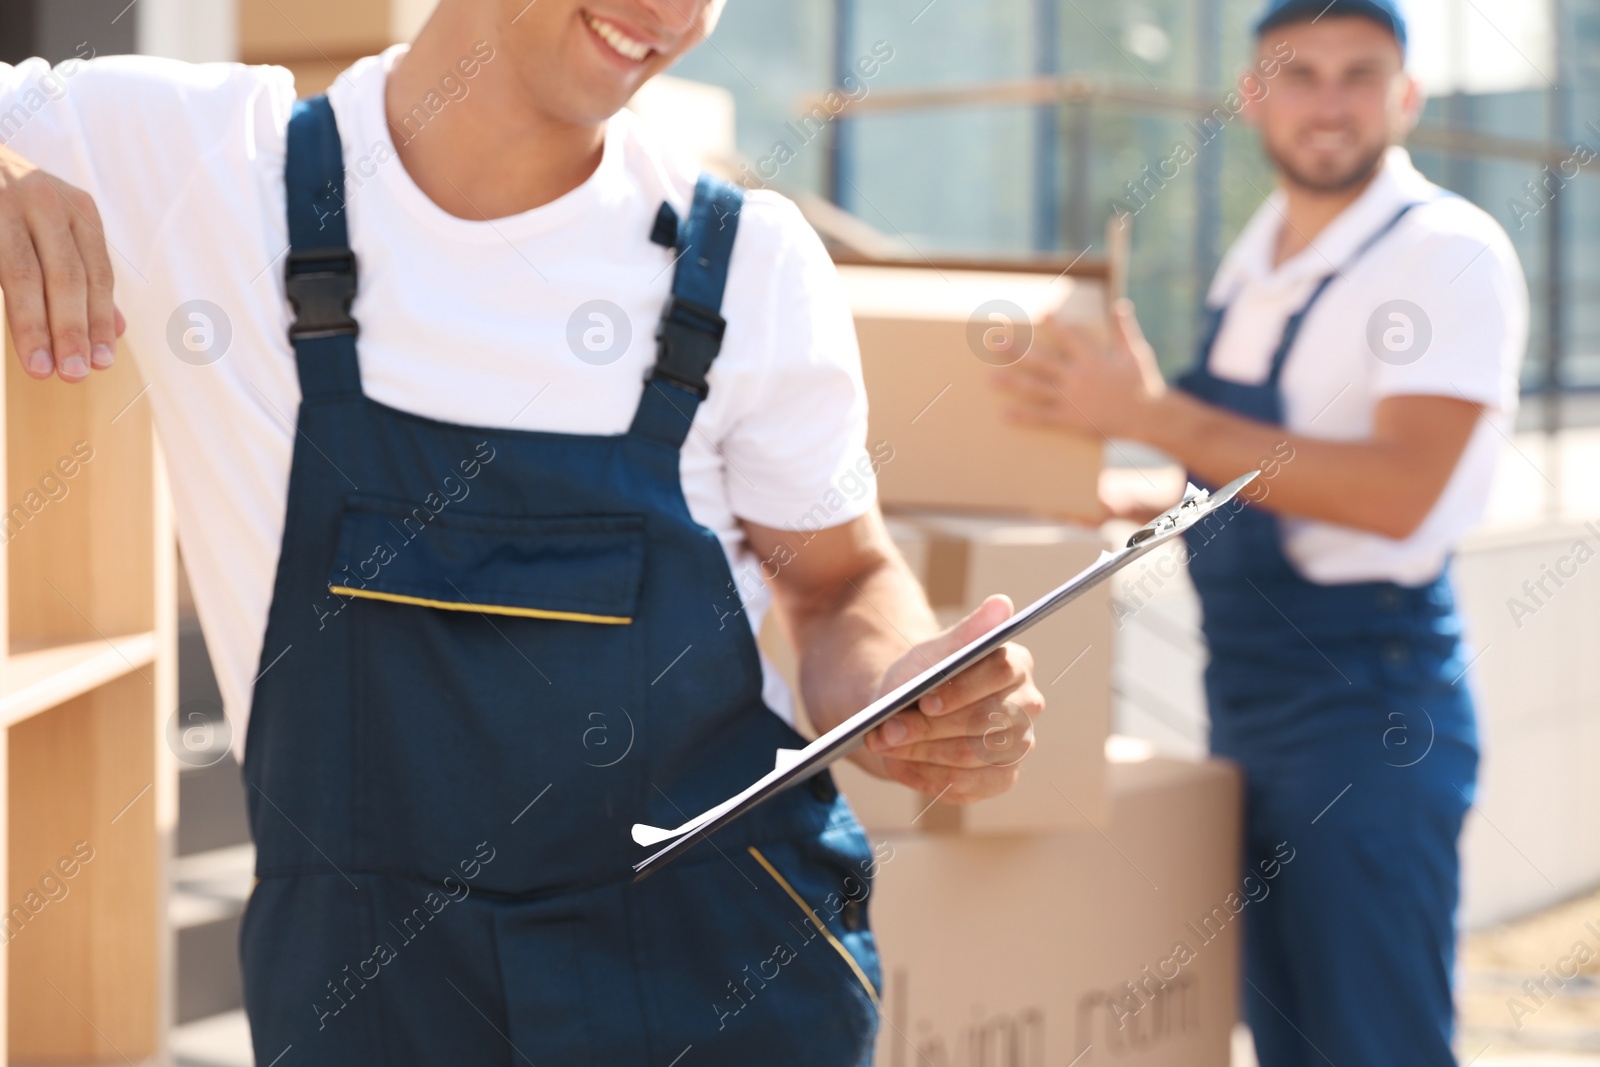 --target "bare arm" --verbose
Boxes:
[995,301,1482,540]
[1140,389,1479,539]
[742,510,1044,802]
[0,140,122,382]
